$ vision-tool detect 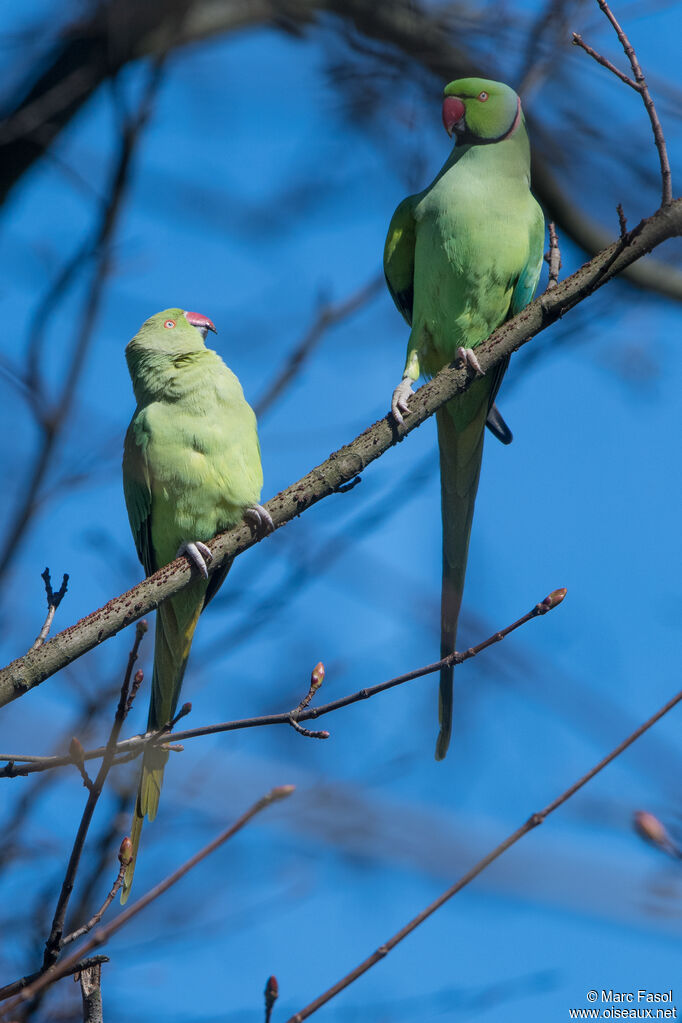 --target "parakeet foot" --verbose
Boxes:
[391,379,415,425]
[456,347,484,377]
[245,504,274,536]
[177,541,213,579]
